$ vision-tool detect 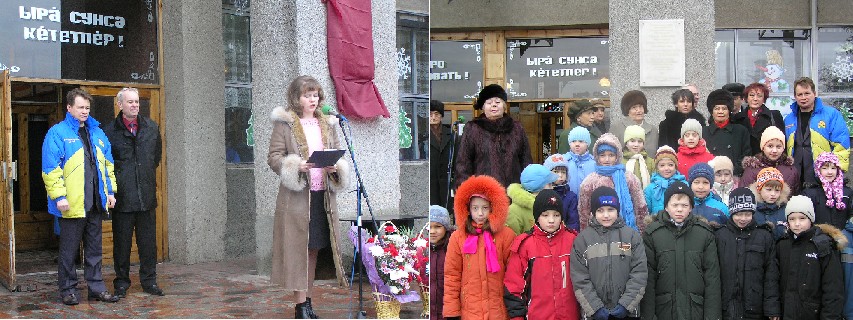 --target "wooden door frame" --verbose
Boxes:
[0,70,16,289]
[79,86,168,263]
